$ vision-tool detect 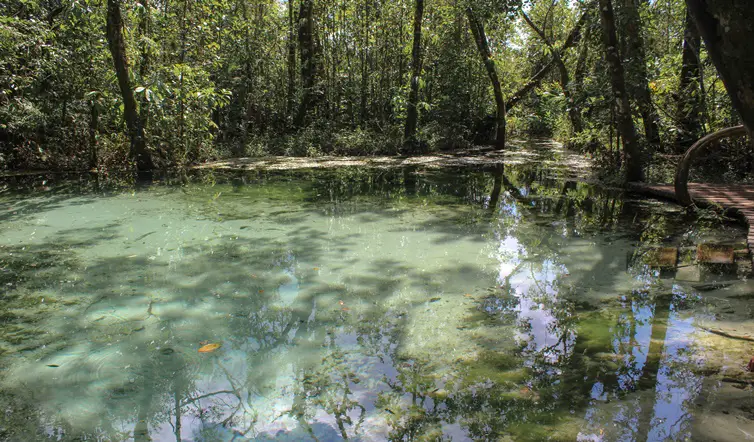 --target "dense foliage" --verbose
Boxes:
[0,0,745,177]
